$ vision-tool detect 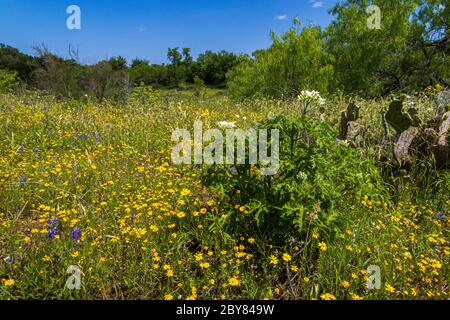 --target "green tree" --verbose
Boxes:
[167,47,186,87]
[129,59,152,85]
[195,50,241,87]
[193,75,205,97]
[228,21,334,99]
[167,47,183,65]
[0,44,37,83]
[33,47,84,98]
[413,0,450,87]
[109,56,128,71]
[182,48,193,65]
[83,60,129,101]
[0,69,18,92]
[326,0,449,95]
